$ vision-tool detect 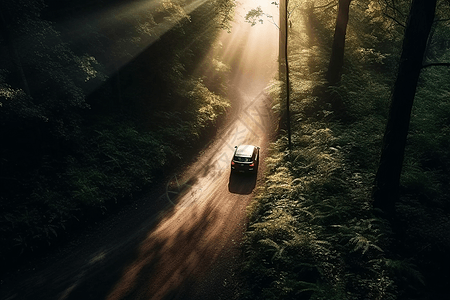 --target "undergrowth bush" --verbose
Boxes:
[0,80,229,265]
[241,0,407,299]
[0,0,232,270]
[243,0,450,299]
